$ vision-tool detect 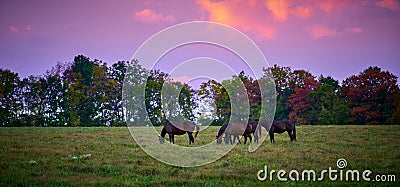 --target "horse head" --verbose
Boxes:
[159,136,165,144]
[216,135,222,144]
